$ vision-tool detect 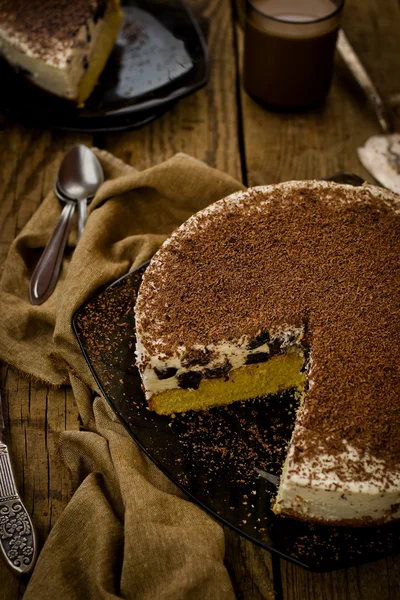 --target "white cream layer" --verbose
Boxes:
[274,426,400,523]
